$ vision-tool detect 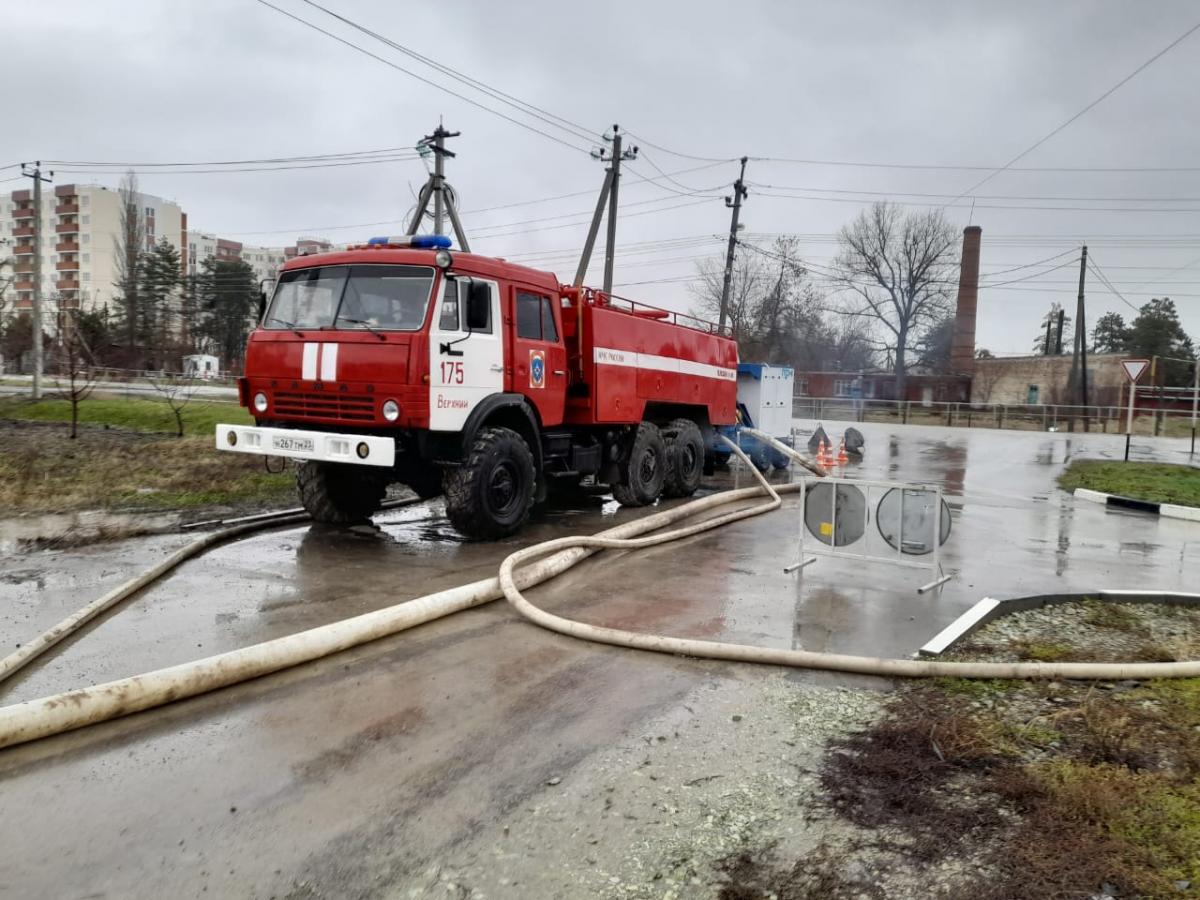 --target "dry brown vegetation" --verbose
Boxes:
[0,419,293,515]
